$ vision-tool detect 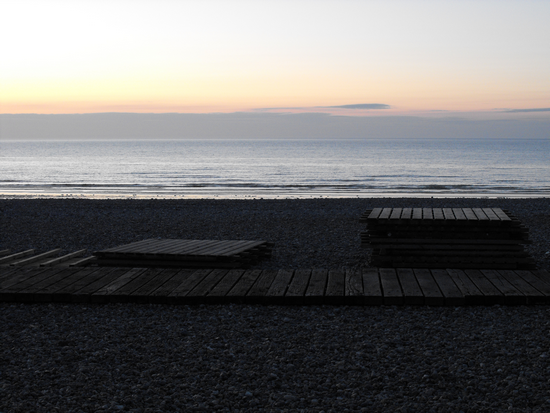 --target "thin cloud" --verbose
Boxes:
[501,108,550,113]
[321,103,390,110]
